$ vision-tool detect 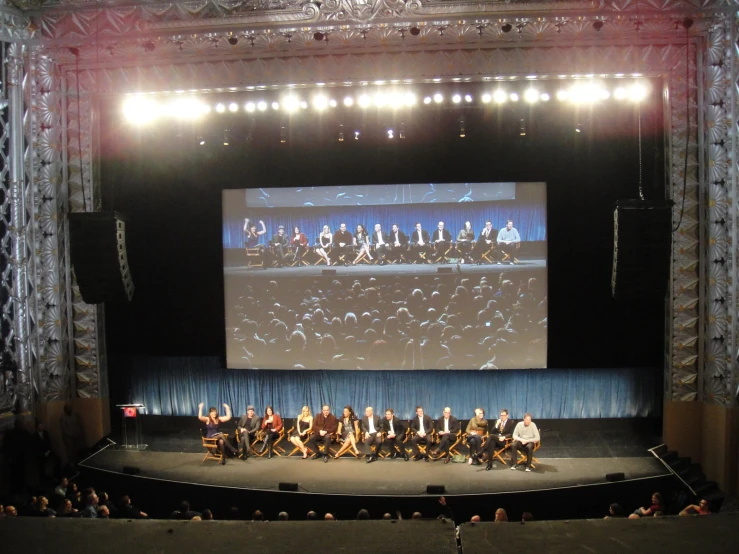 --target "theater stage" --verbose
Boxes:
[81,448,667,496]
[224,258,546,279]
